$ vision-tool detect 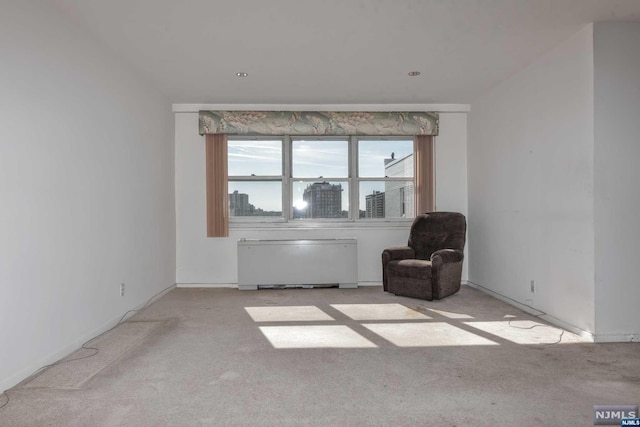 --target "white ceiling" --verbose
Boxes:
[50,0,640,105]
